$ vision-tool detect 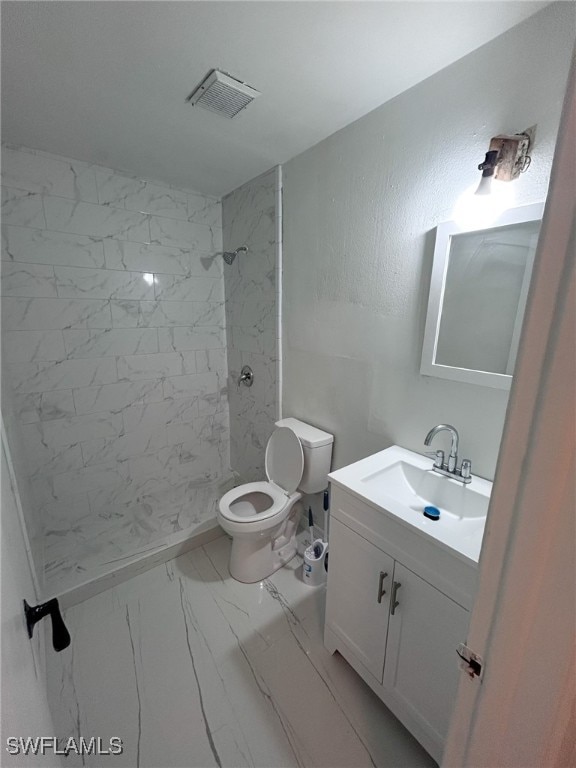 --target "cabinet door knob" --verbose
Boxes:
[377,571,388,603]
[390,581,401,615]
